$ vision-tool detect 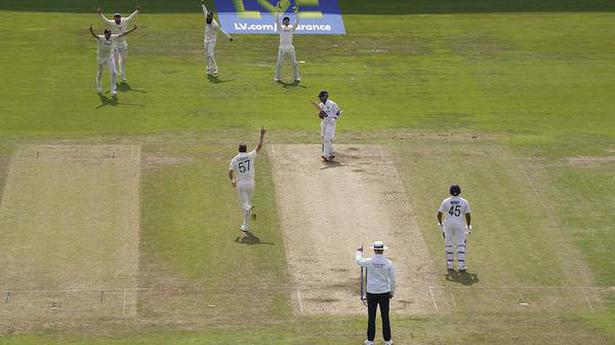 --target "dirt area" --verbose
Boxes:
[567,156,615,167]
[269,144,448,315]
[0,145,141,330]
